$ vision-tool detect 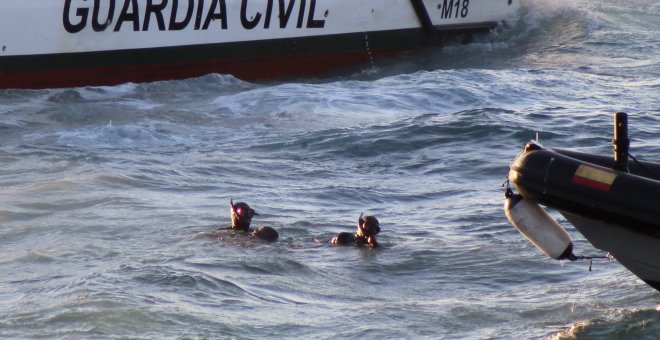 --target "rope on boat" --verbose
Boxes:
[570,254,612,271]
[627,153,660,180]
